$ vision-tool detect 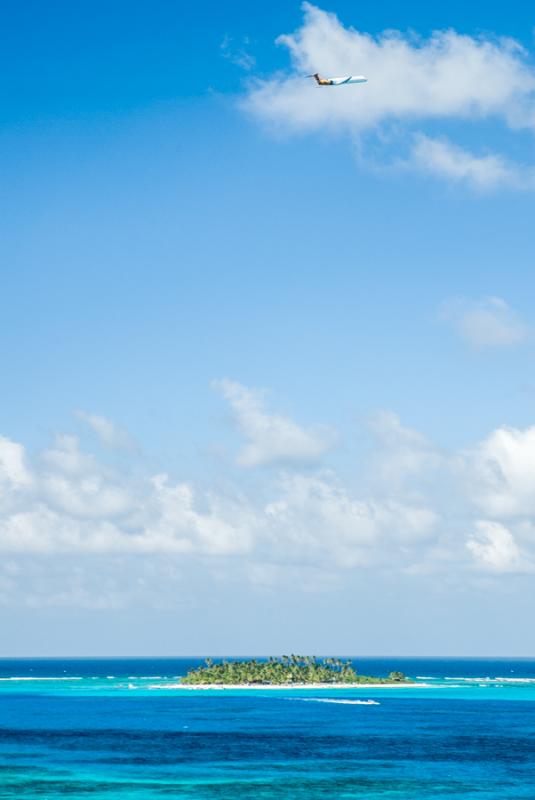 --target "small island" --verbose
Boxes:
[180,655,407,687]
